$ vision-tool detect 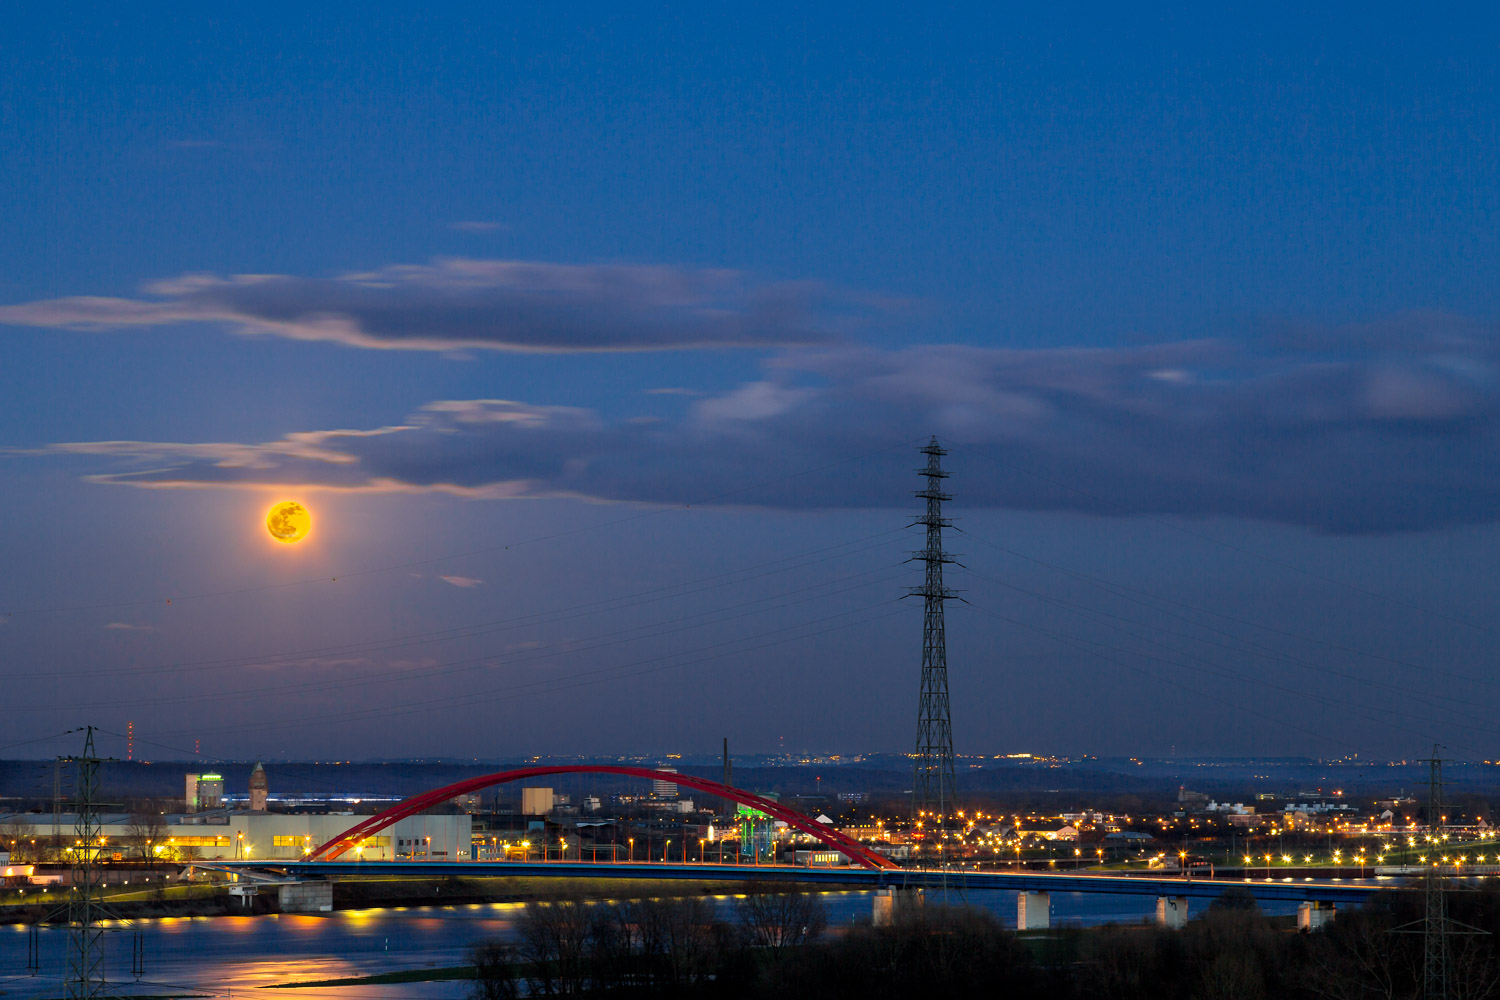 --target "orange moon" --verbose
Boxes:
[266,501,312,544]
